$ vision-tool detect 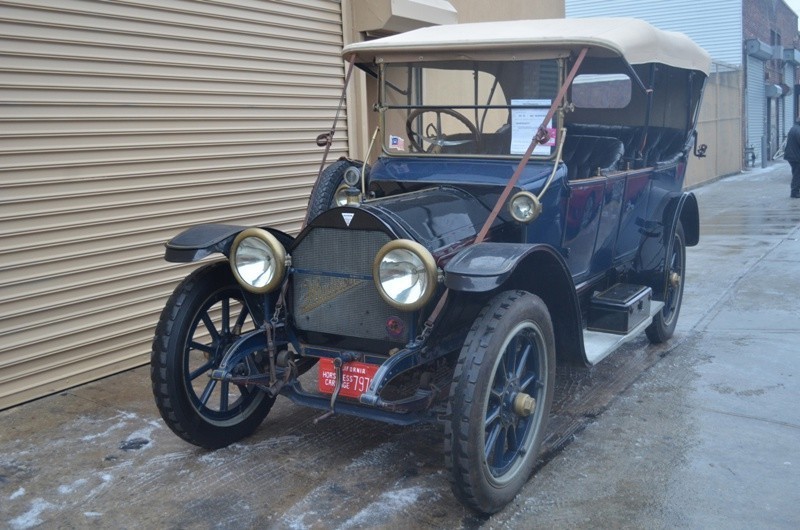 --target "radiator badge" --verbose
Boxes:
[341,212,355,226]
[299,276,361,314]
